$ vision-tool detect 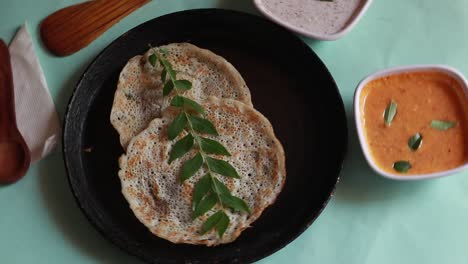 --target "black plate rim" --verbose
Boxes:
[62,8,348,263]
